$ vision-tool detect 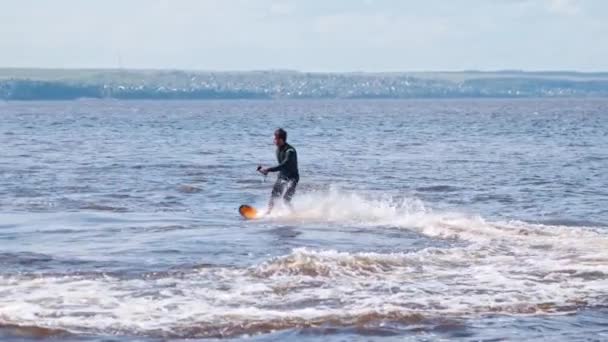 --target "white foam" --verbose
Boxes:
[1,188,607,337]
[262,185,429,224]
